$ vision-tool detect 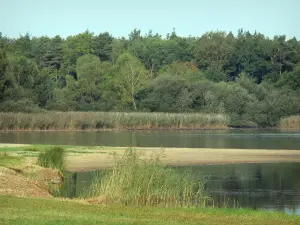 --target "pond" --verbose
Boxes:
[1,129,300,149]
[54,163,300,215]
[1,129,300,214]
